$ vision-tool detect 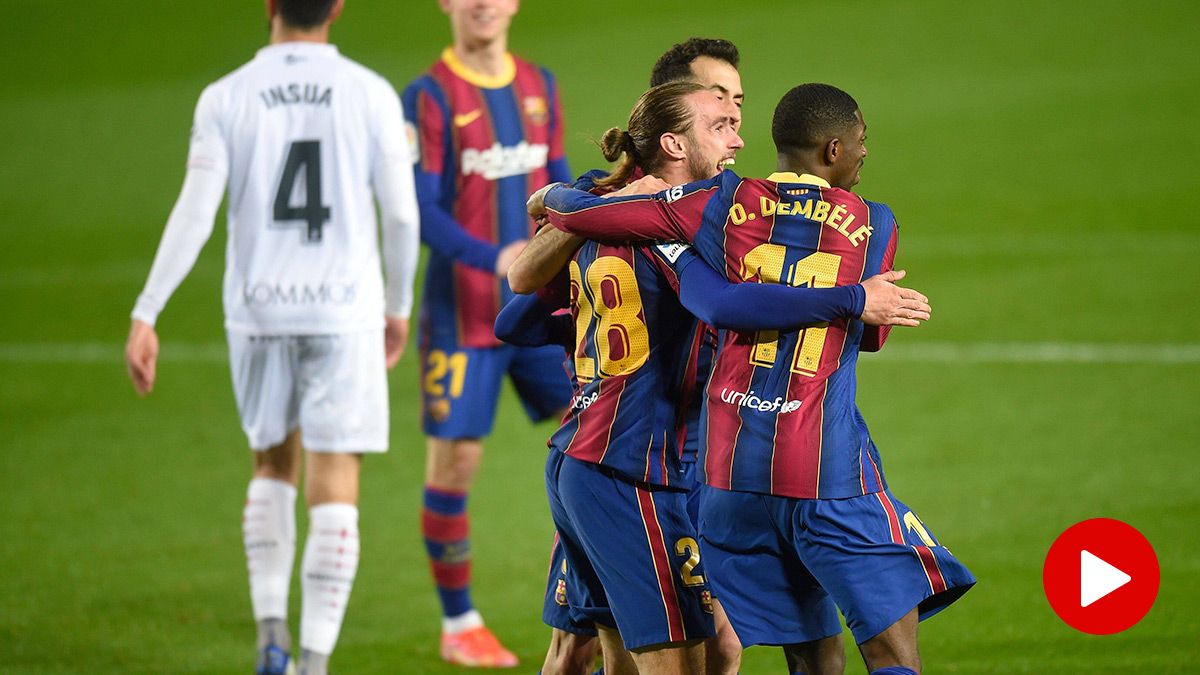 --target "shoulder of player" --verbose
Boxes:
[401,72,450,114]
[857,197,898,227]
[332,53,396,92]
[510,54,556,80]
